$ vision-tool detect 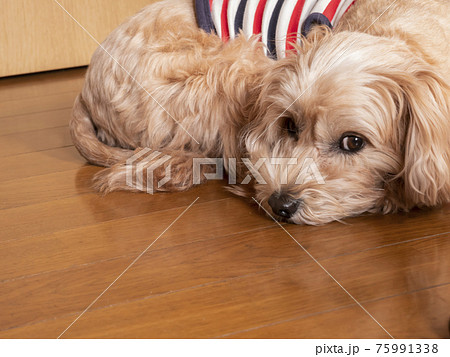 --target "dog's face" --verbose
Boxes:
[244,31,450,225]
